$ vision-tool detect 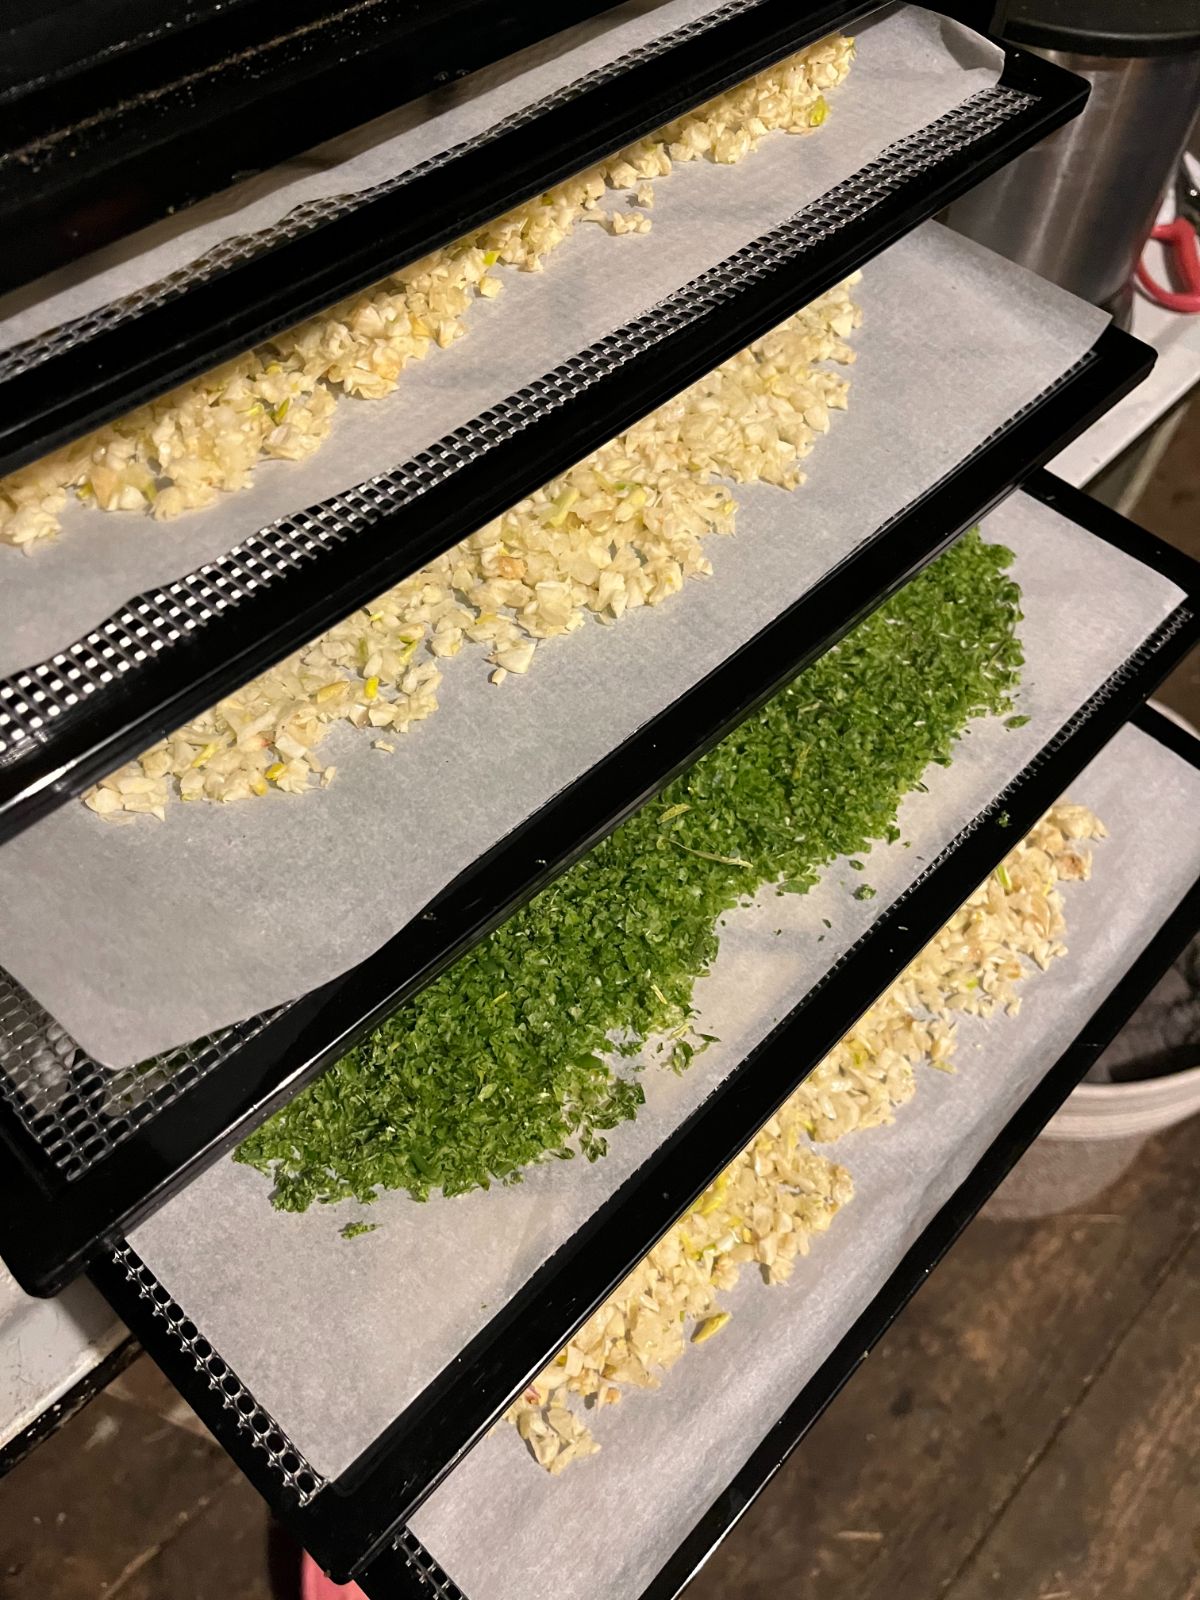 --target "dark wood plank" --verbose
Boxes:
[686,1114,1200,1600]
[0,1385,239,1599]
[107,1352,218,1444]
[114,1473,285,1600]
[943,1228,1200,1600]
